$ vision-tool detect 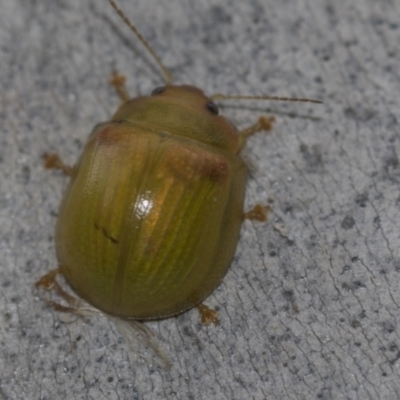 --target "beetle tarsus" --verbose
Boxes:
[42,153,74,176]
[197,303,219,326]
[110,71,130,103]
[36,268,81,312]
[238,116,275,149]
[35,268,60,290]
[243,204,271,222]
